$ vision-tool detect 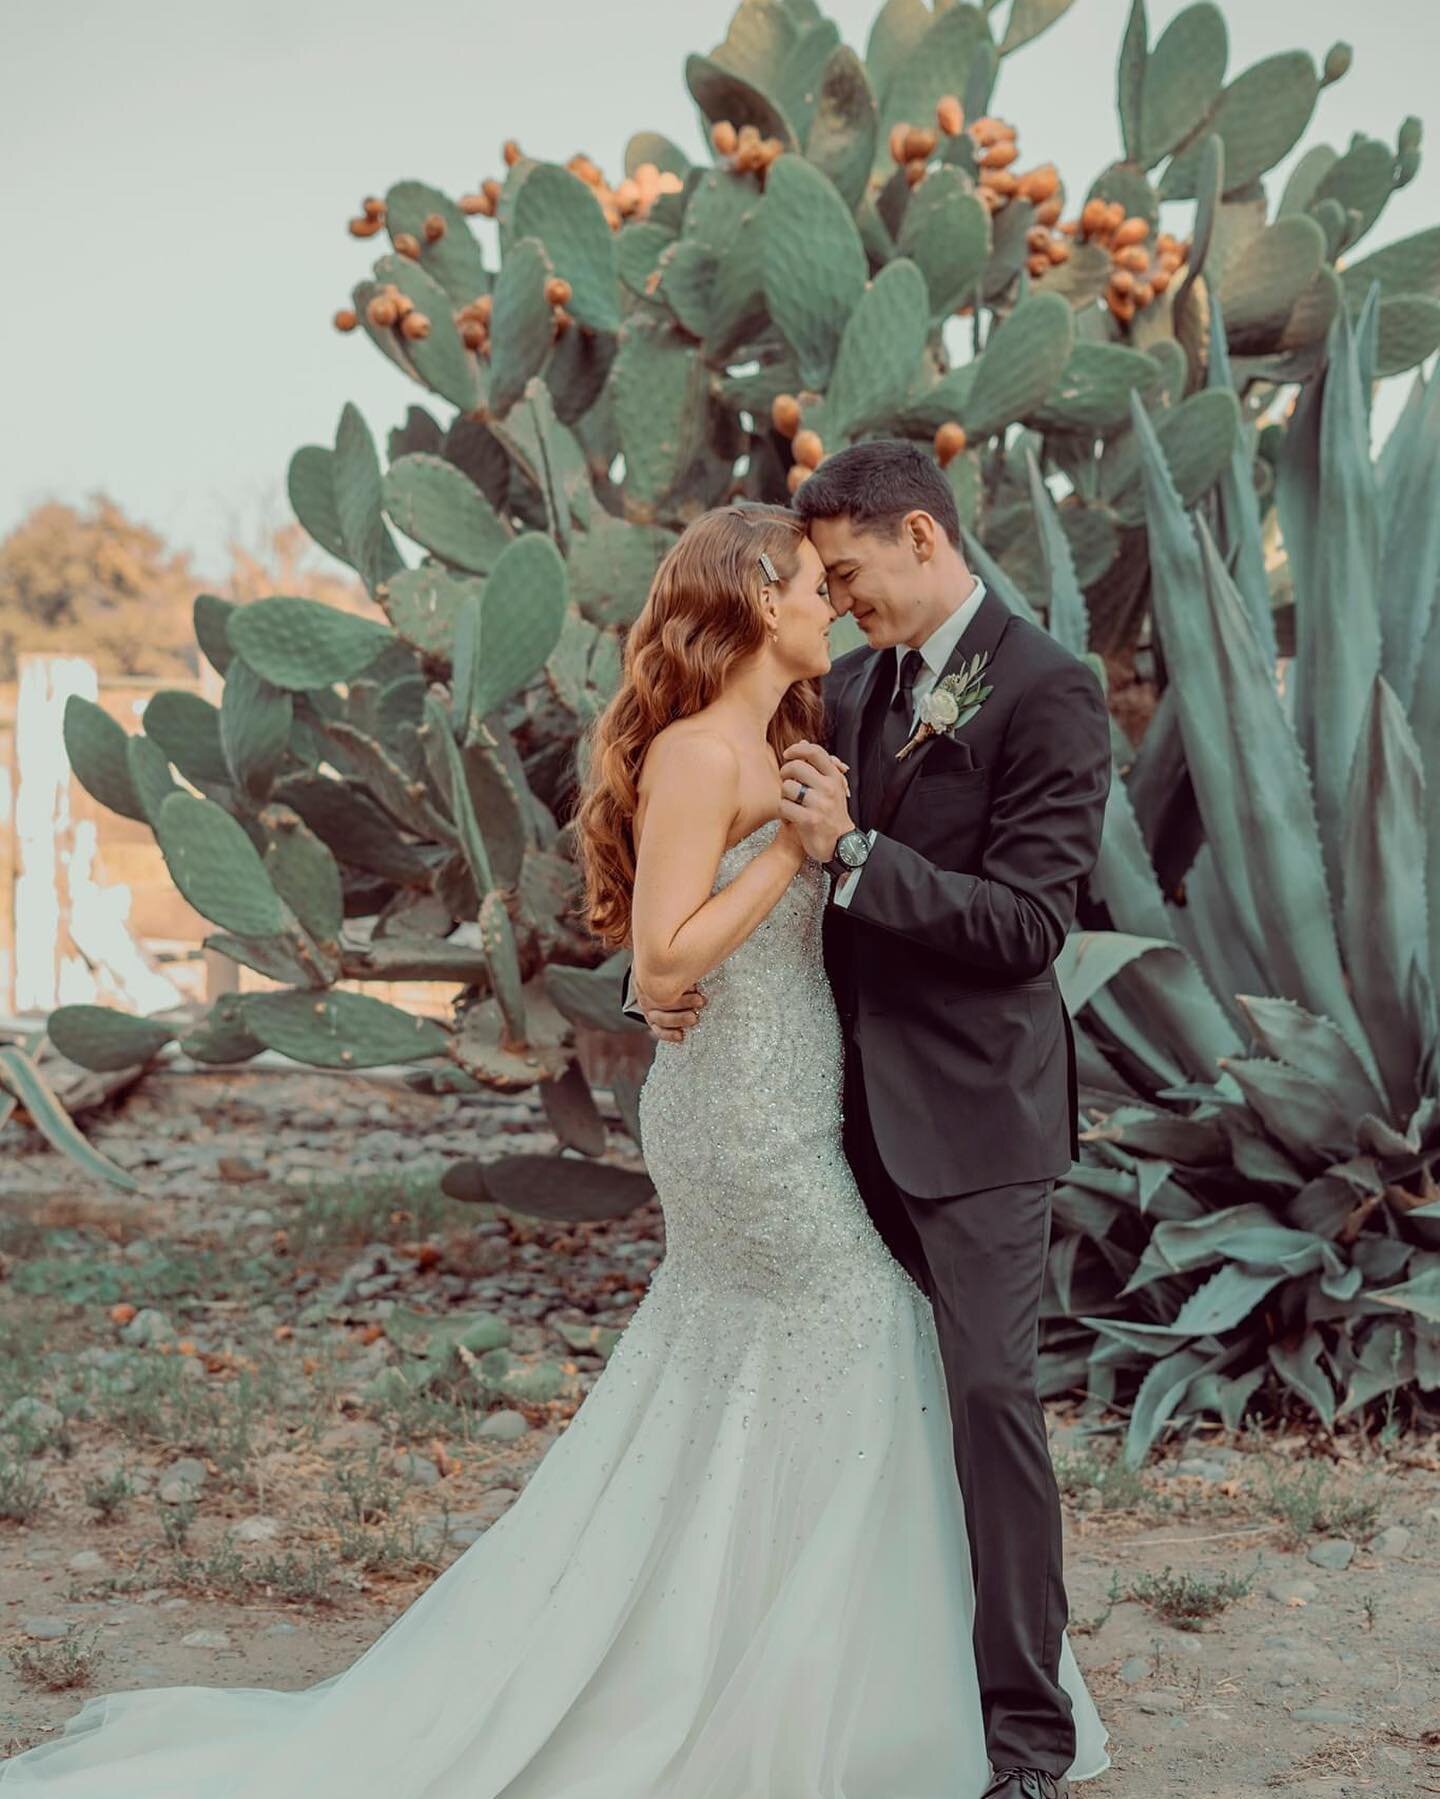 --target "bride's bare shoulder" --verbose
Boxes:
[639,720,742,790]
